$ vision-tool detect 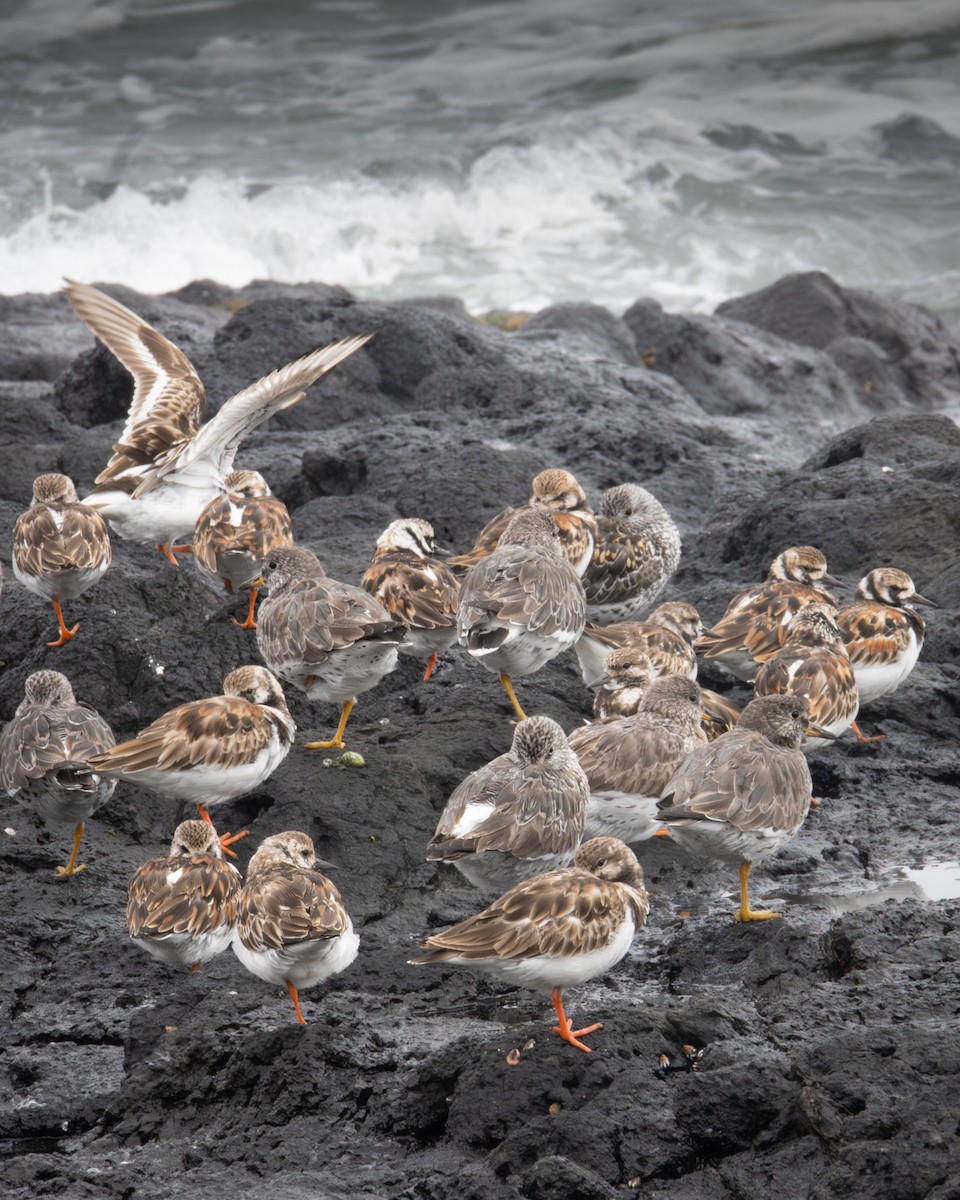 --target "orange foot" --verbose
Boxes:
[422,653,438,682]
[230,588,259,630]
[48,600,79,647]
[851,720,886,745]
[218,829,250,857]
[551,987,602,1053]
